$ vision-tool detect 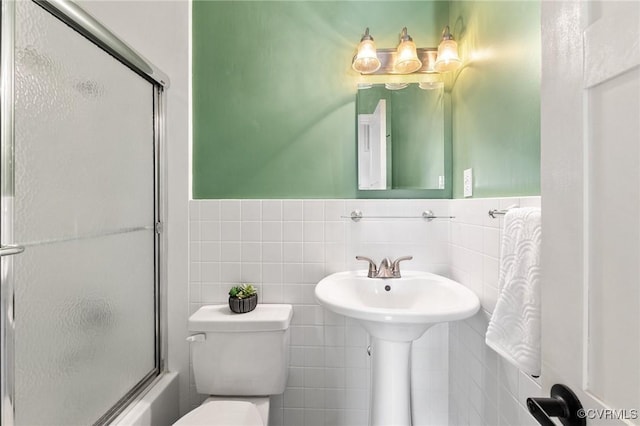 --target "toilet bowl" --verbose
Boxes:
[174,304,292,426]
[173,398,266,426]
